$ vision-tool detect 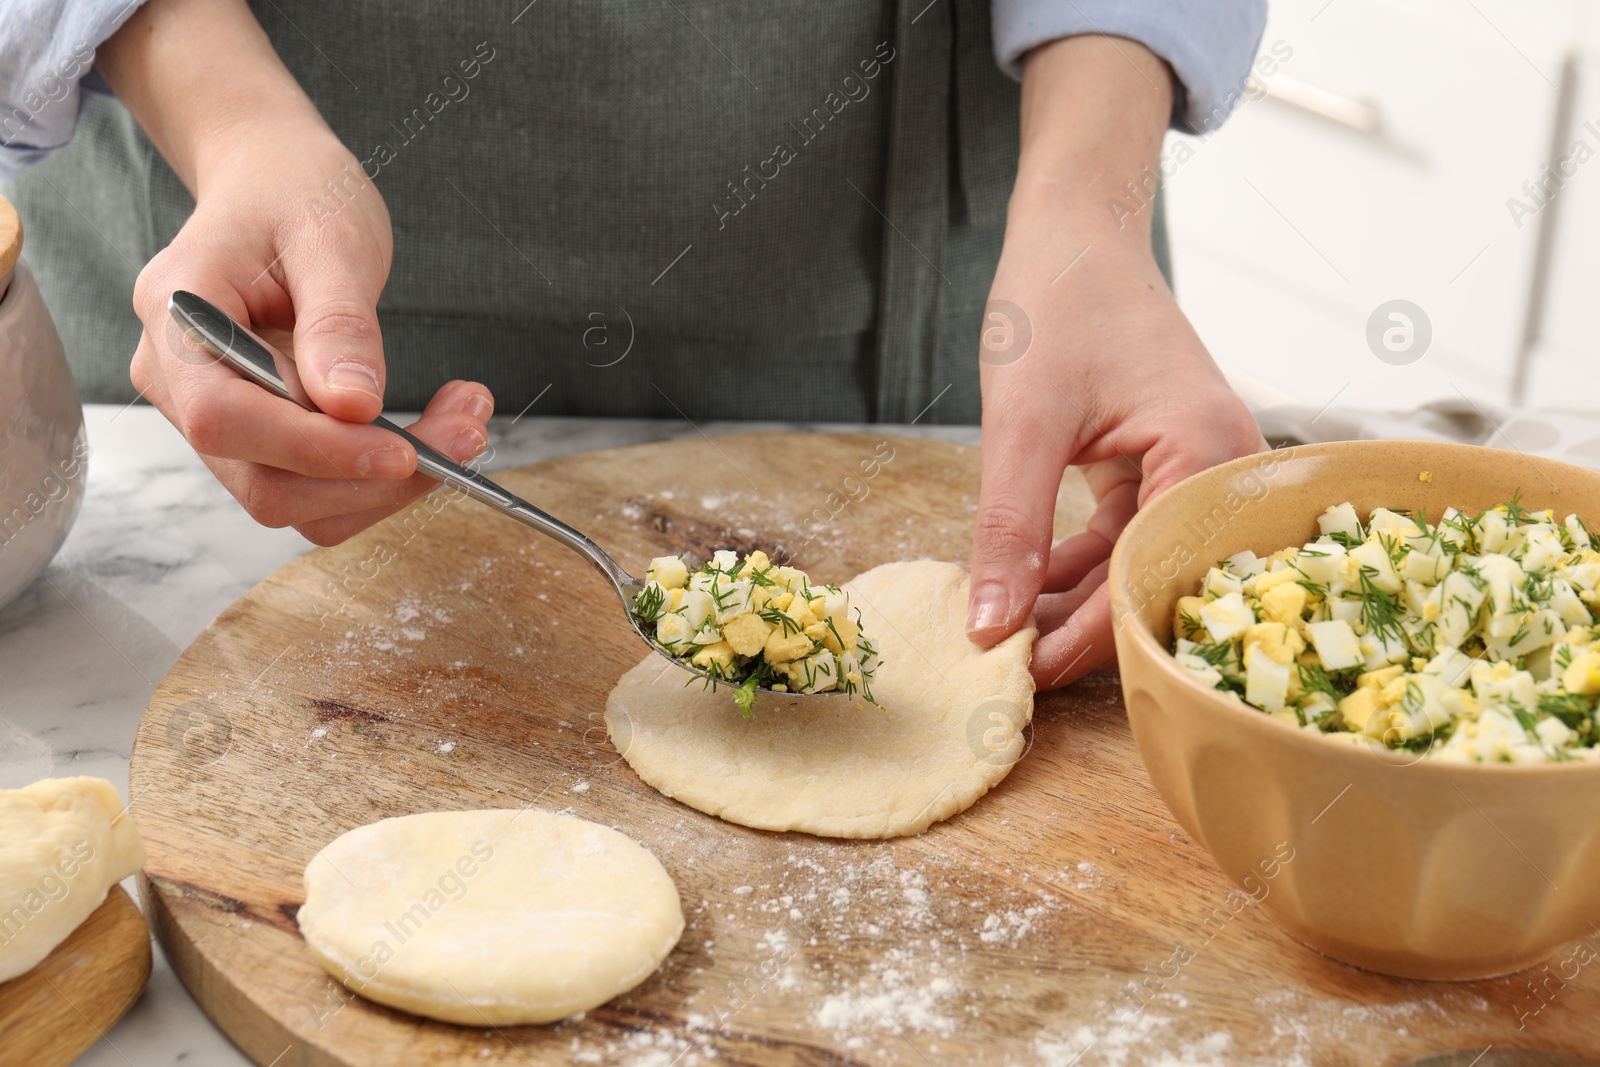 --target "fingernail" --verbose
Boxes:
[449,425,486,460]
[327,361,380,399]
[464,393,493,422]
[356,445,410,478]
[967,581,1010,634]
